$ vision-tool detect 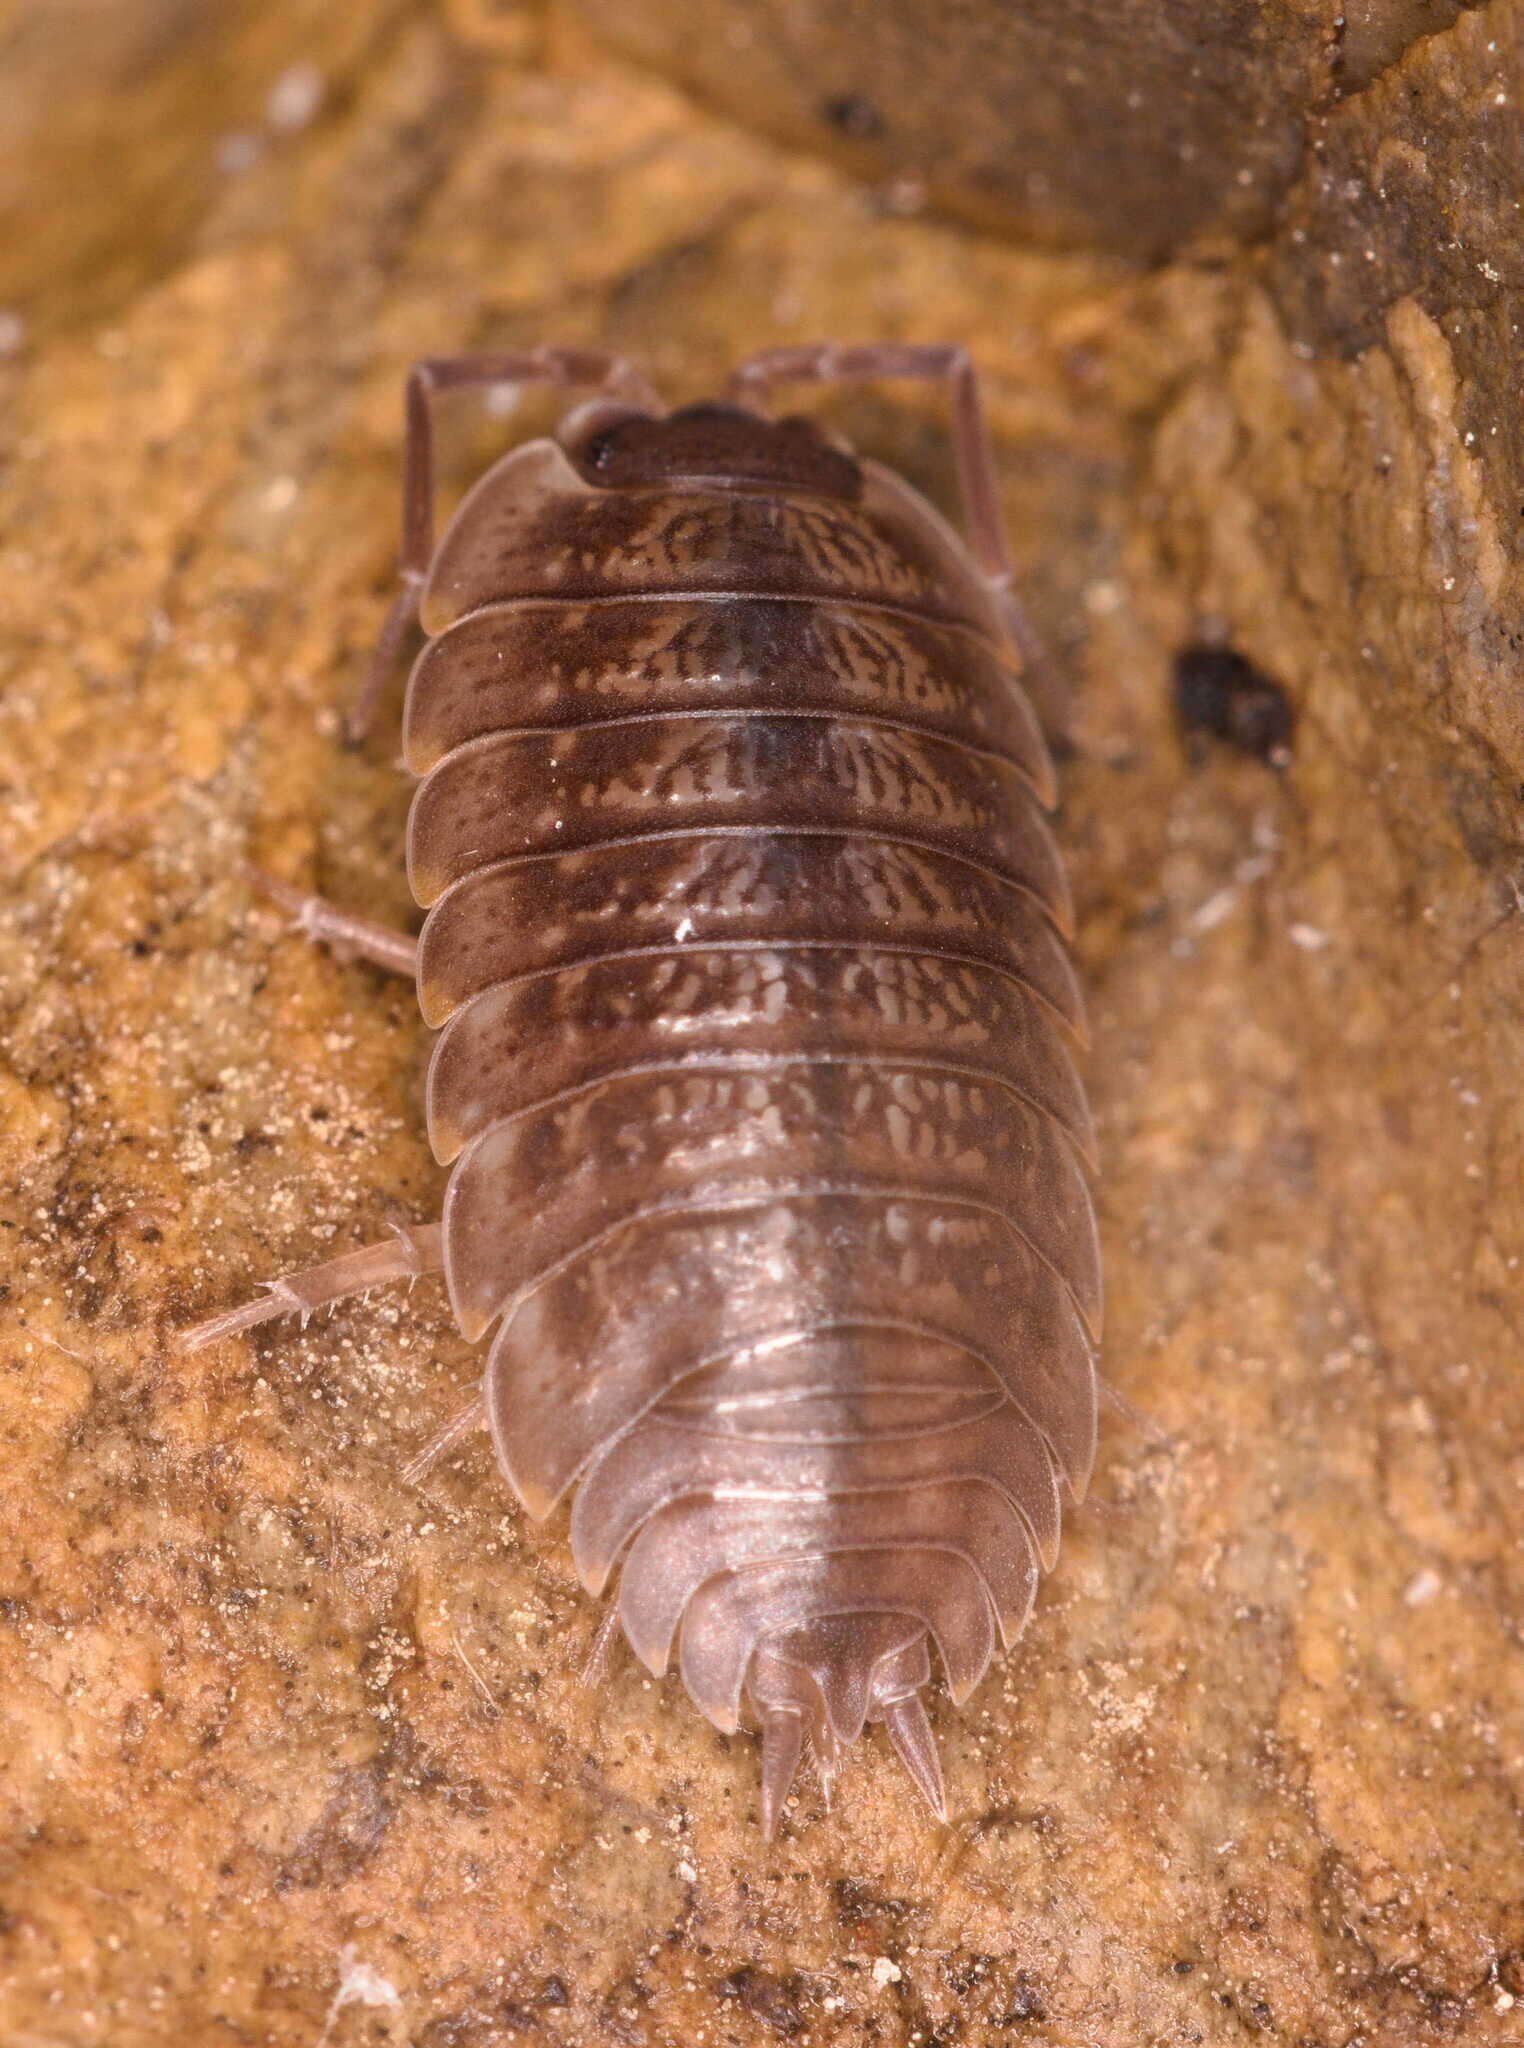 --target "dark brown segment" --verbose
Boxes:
[419,442,1005,636]
[446,1121,1099,1344]
[402,596,1056,803]
[438,1046,1100,1326]
[415,835,1084,1031]
[427,954,1095,1172]
[406,716,1070,917]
